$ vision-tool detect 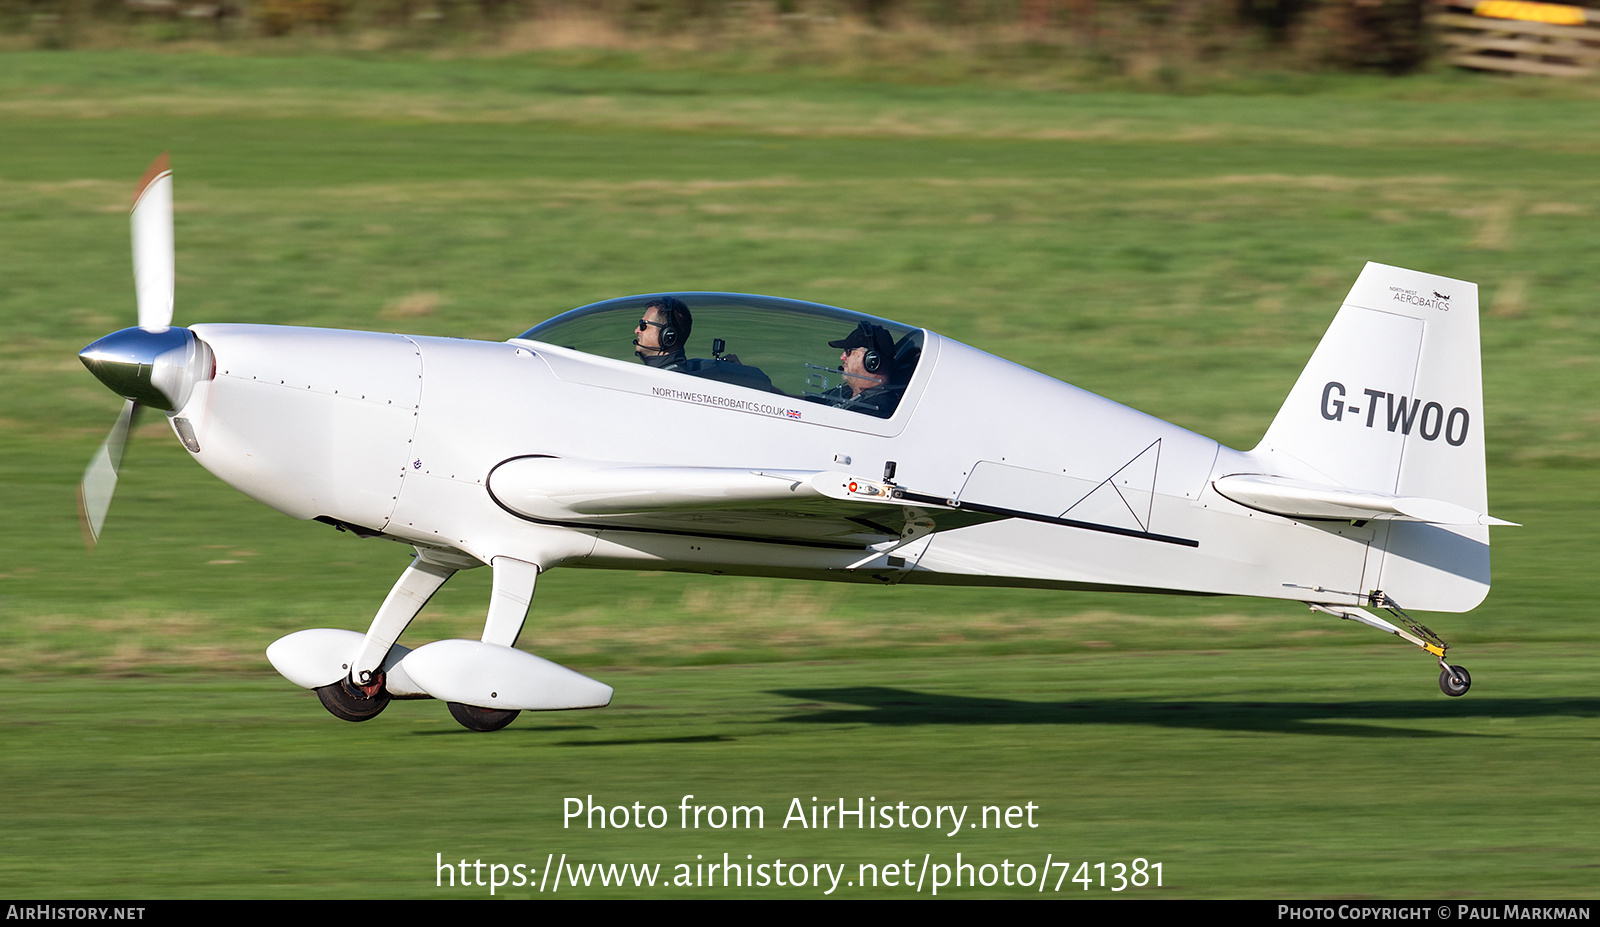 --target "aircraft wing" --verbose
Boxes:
[486,456,1001,546]
[1213,474,1518,527]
